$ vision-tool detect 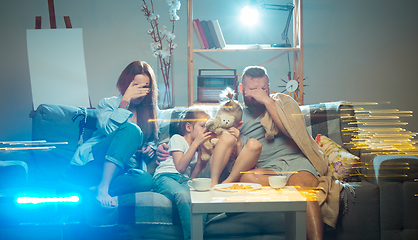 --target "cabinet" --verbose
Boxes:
[186,0,303,105]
